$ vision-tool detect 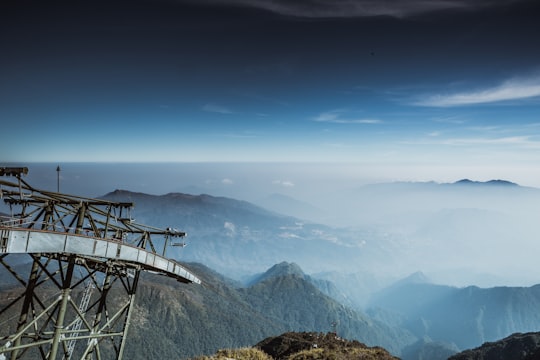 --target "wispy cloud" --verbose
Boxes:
[440,136,535,147]
[189,0,519,18]
[404,135,540,149]
[432,116,467,125]
[314,111,381,124]
[273,179,295,187]
[416,77,540,107]
[202,103,234,114]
